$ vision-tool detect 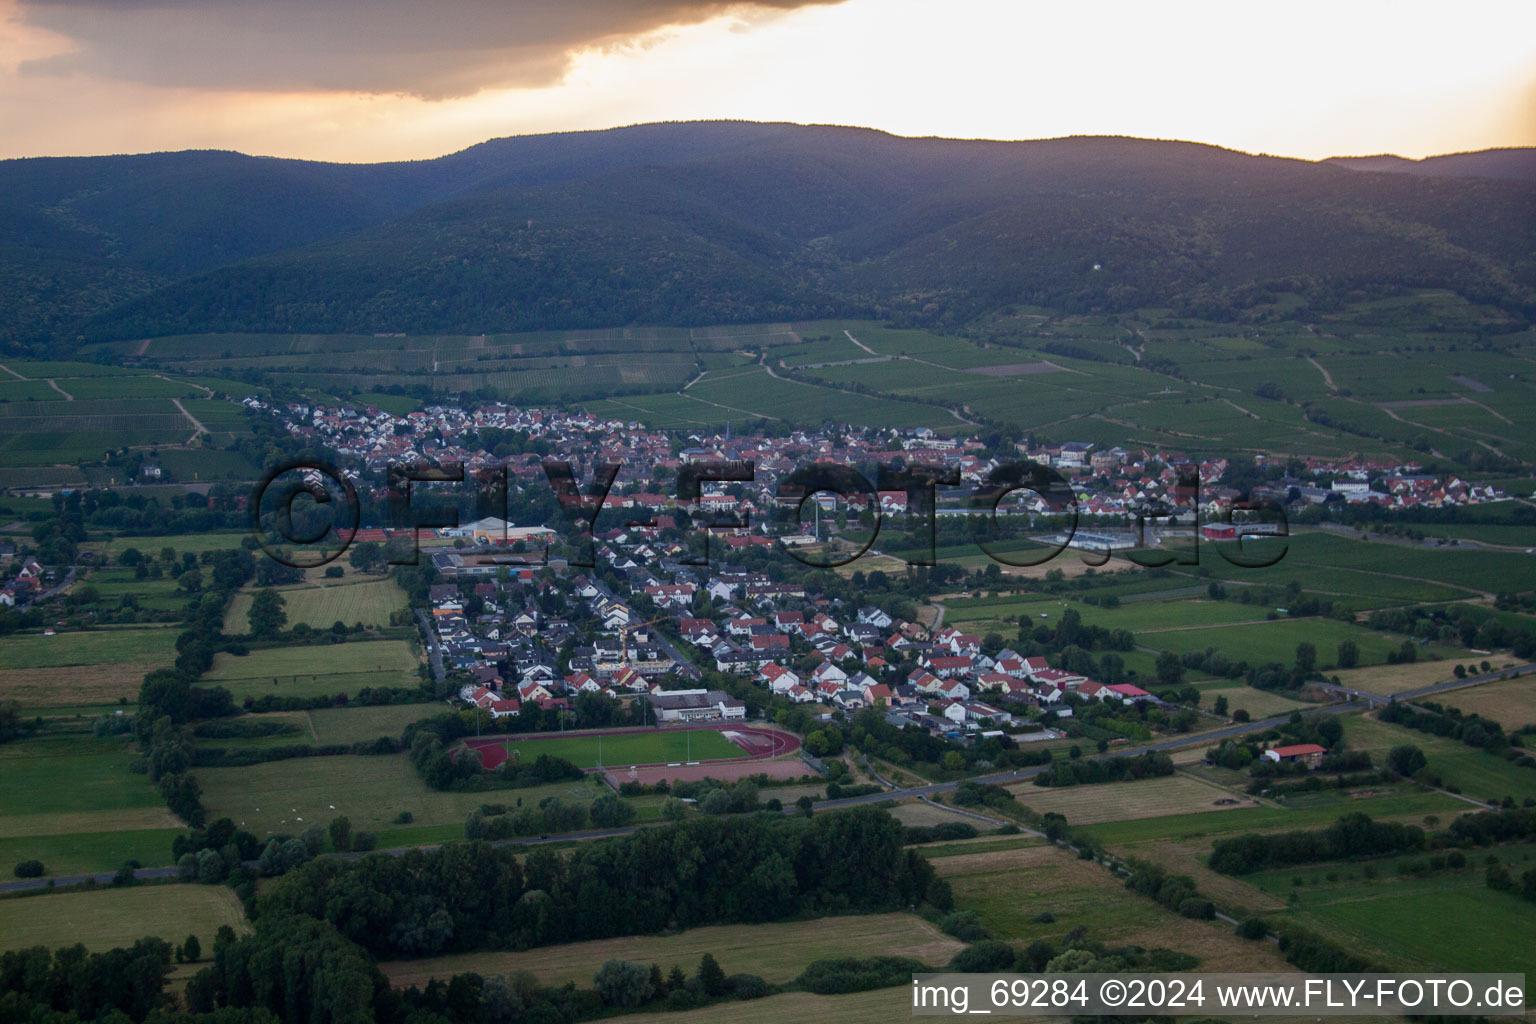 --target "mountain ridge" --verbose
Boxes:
[1,122,1532,353]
